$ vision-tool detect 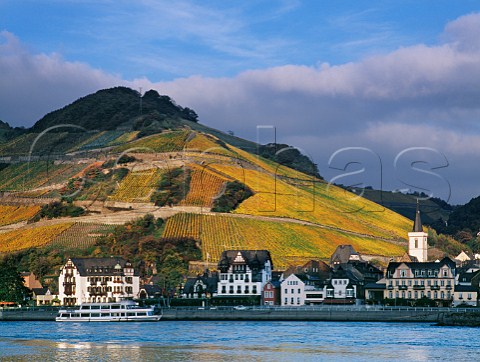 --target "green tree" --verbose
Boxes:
[0,259,32,304]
